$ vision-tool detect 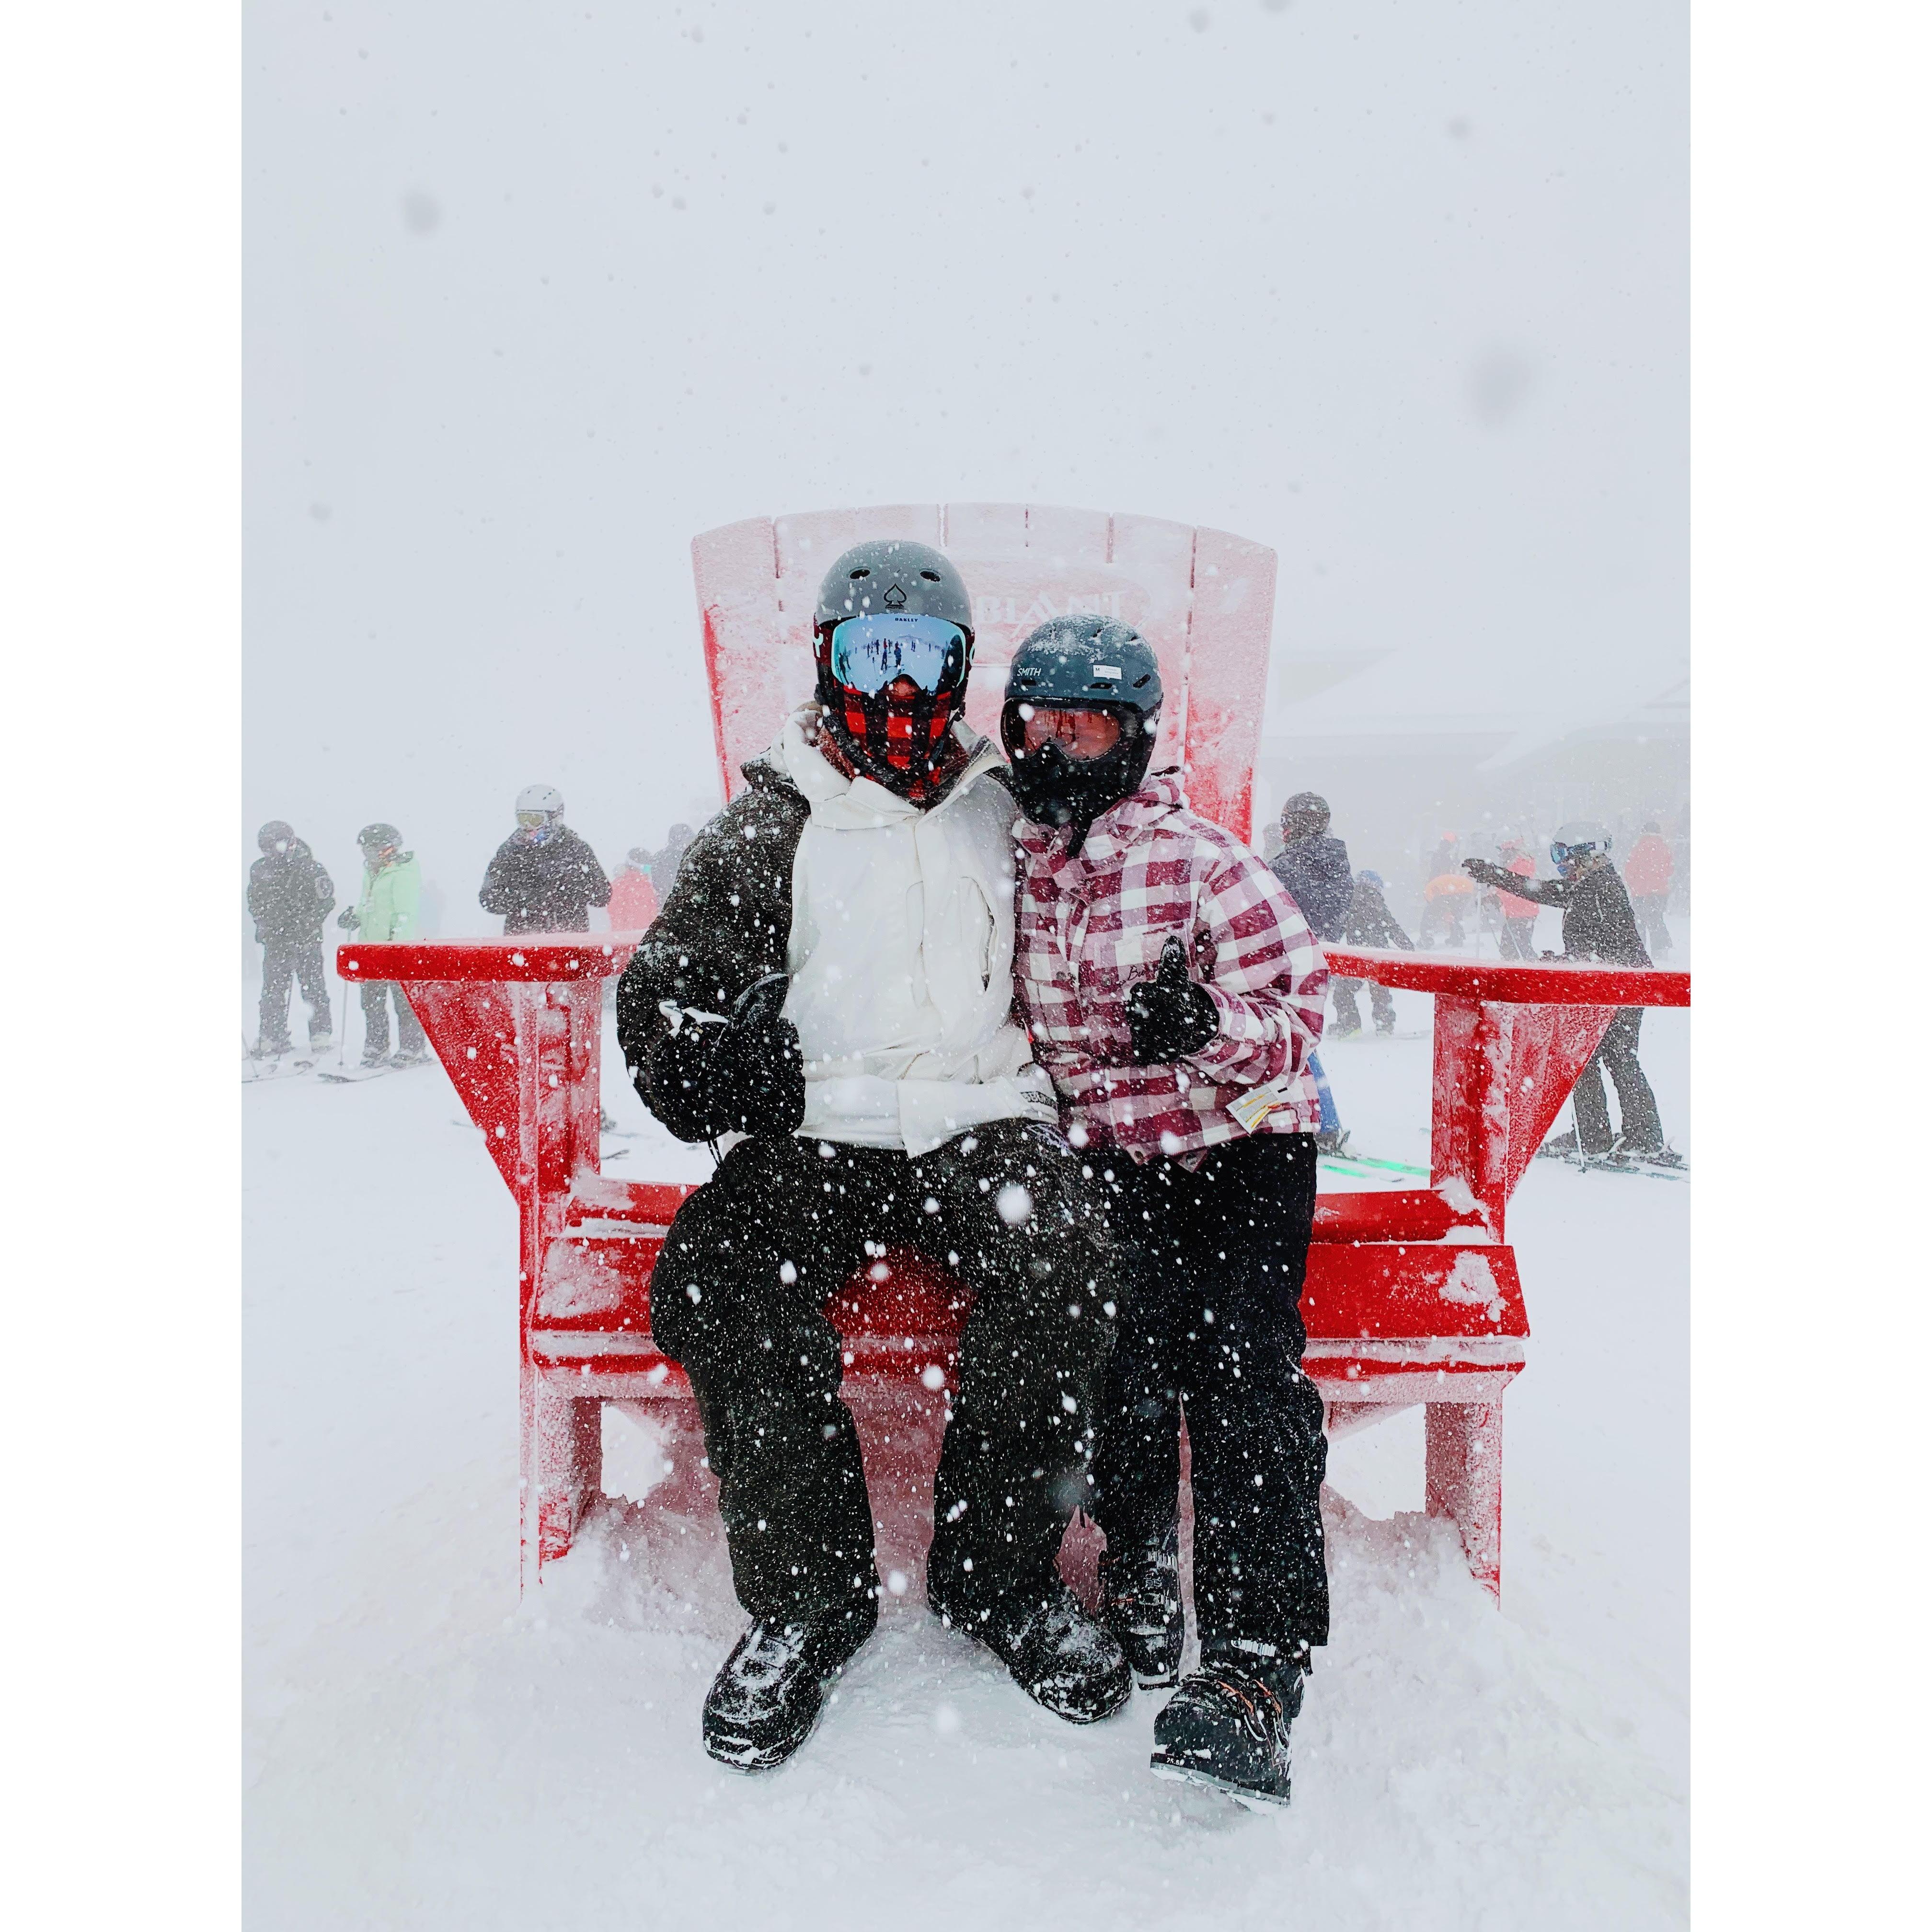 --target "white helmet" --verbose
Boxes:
[515,783,564,819]
[1550,821,1613,873]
